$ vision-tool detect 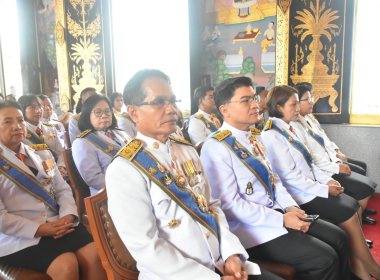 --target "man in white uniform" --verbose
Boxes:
[106,69,281,280]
